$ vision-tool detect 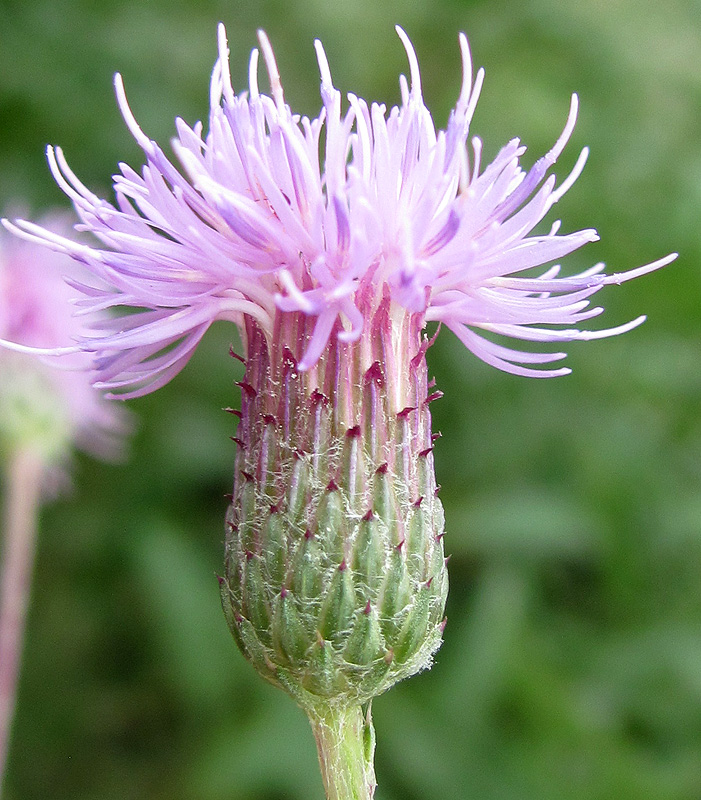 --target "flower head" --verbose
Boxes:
[2,25,674,399]
[0,29,677,794]
[0,213,128,465]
